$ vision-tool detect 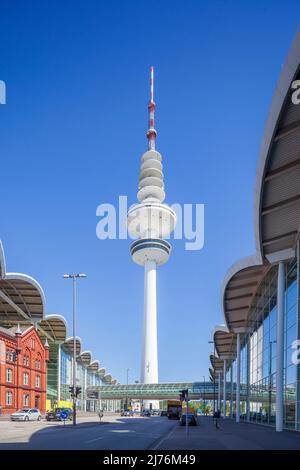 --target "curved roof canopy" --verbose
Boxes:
[213,325,236,360]
[221,30,300,334]
[87,360,100,372]
[209,354,224,375]
[221,257,269,332]
[0,241,46,326]
[38,315,67,343]
[98,368,106,378]
[103,373,113,384]
[254,28,300,260]
[79,350,92,365]
[63,337,82,356]
[209,368,215,381]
